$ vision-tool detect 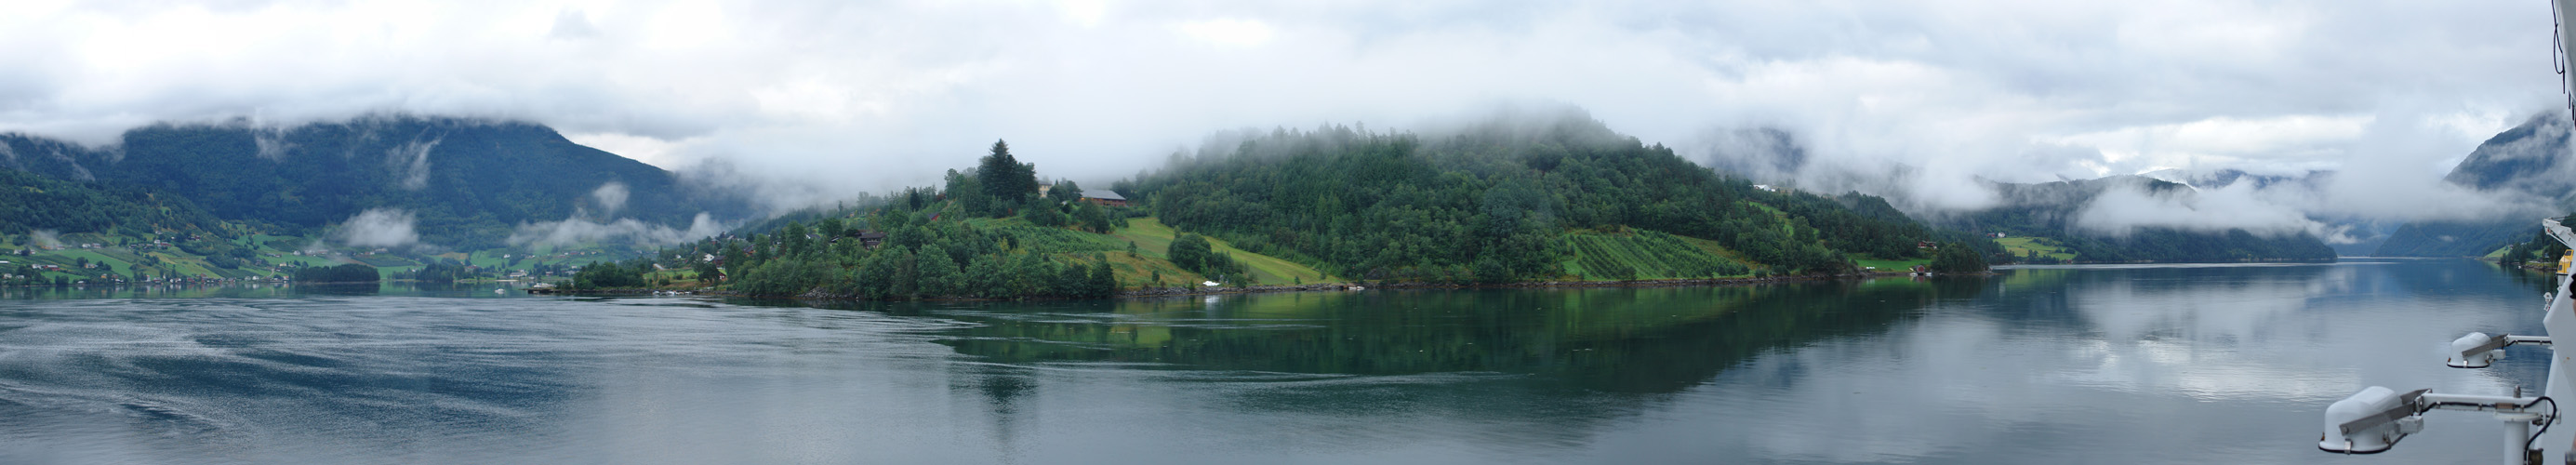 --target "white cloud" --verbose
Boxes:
[2070,182,2336,240]
[591,181,629,215]
[0,0,2558,225]
[336,208,419,248]
[1175,19,1276,47]
[508,212,727,247]
[2047,114,2373,170]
